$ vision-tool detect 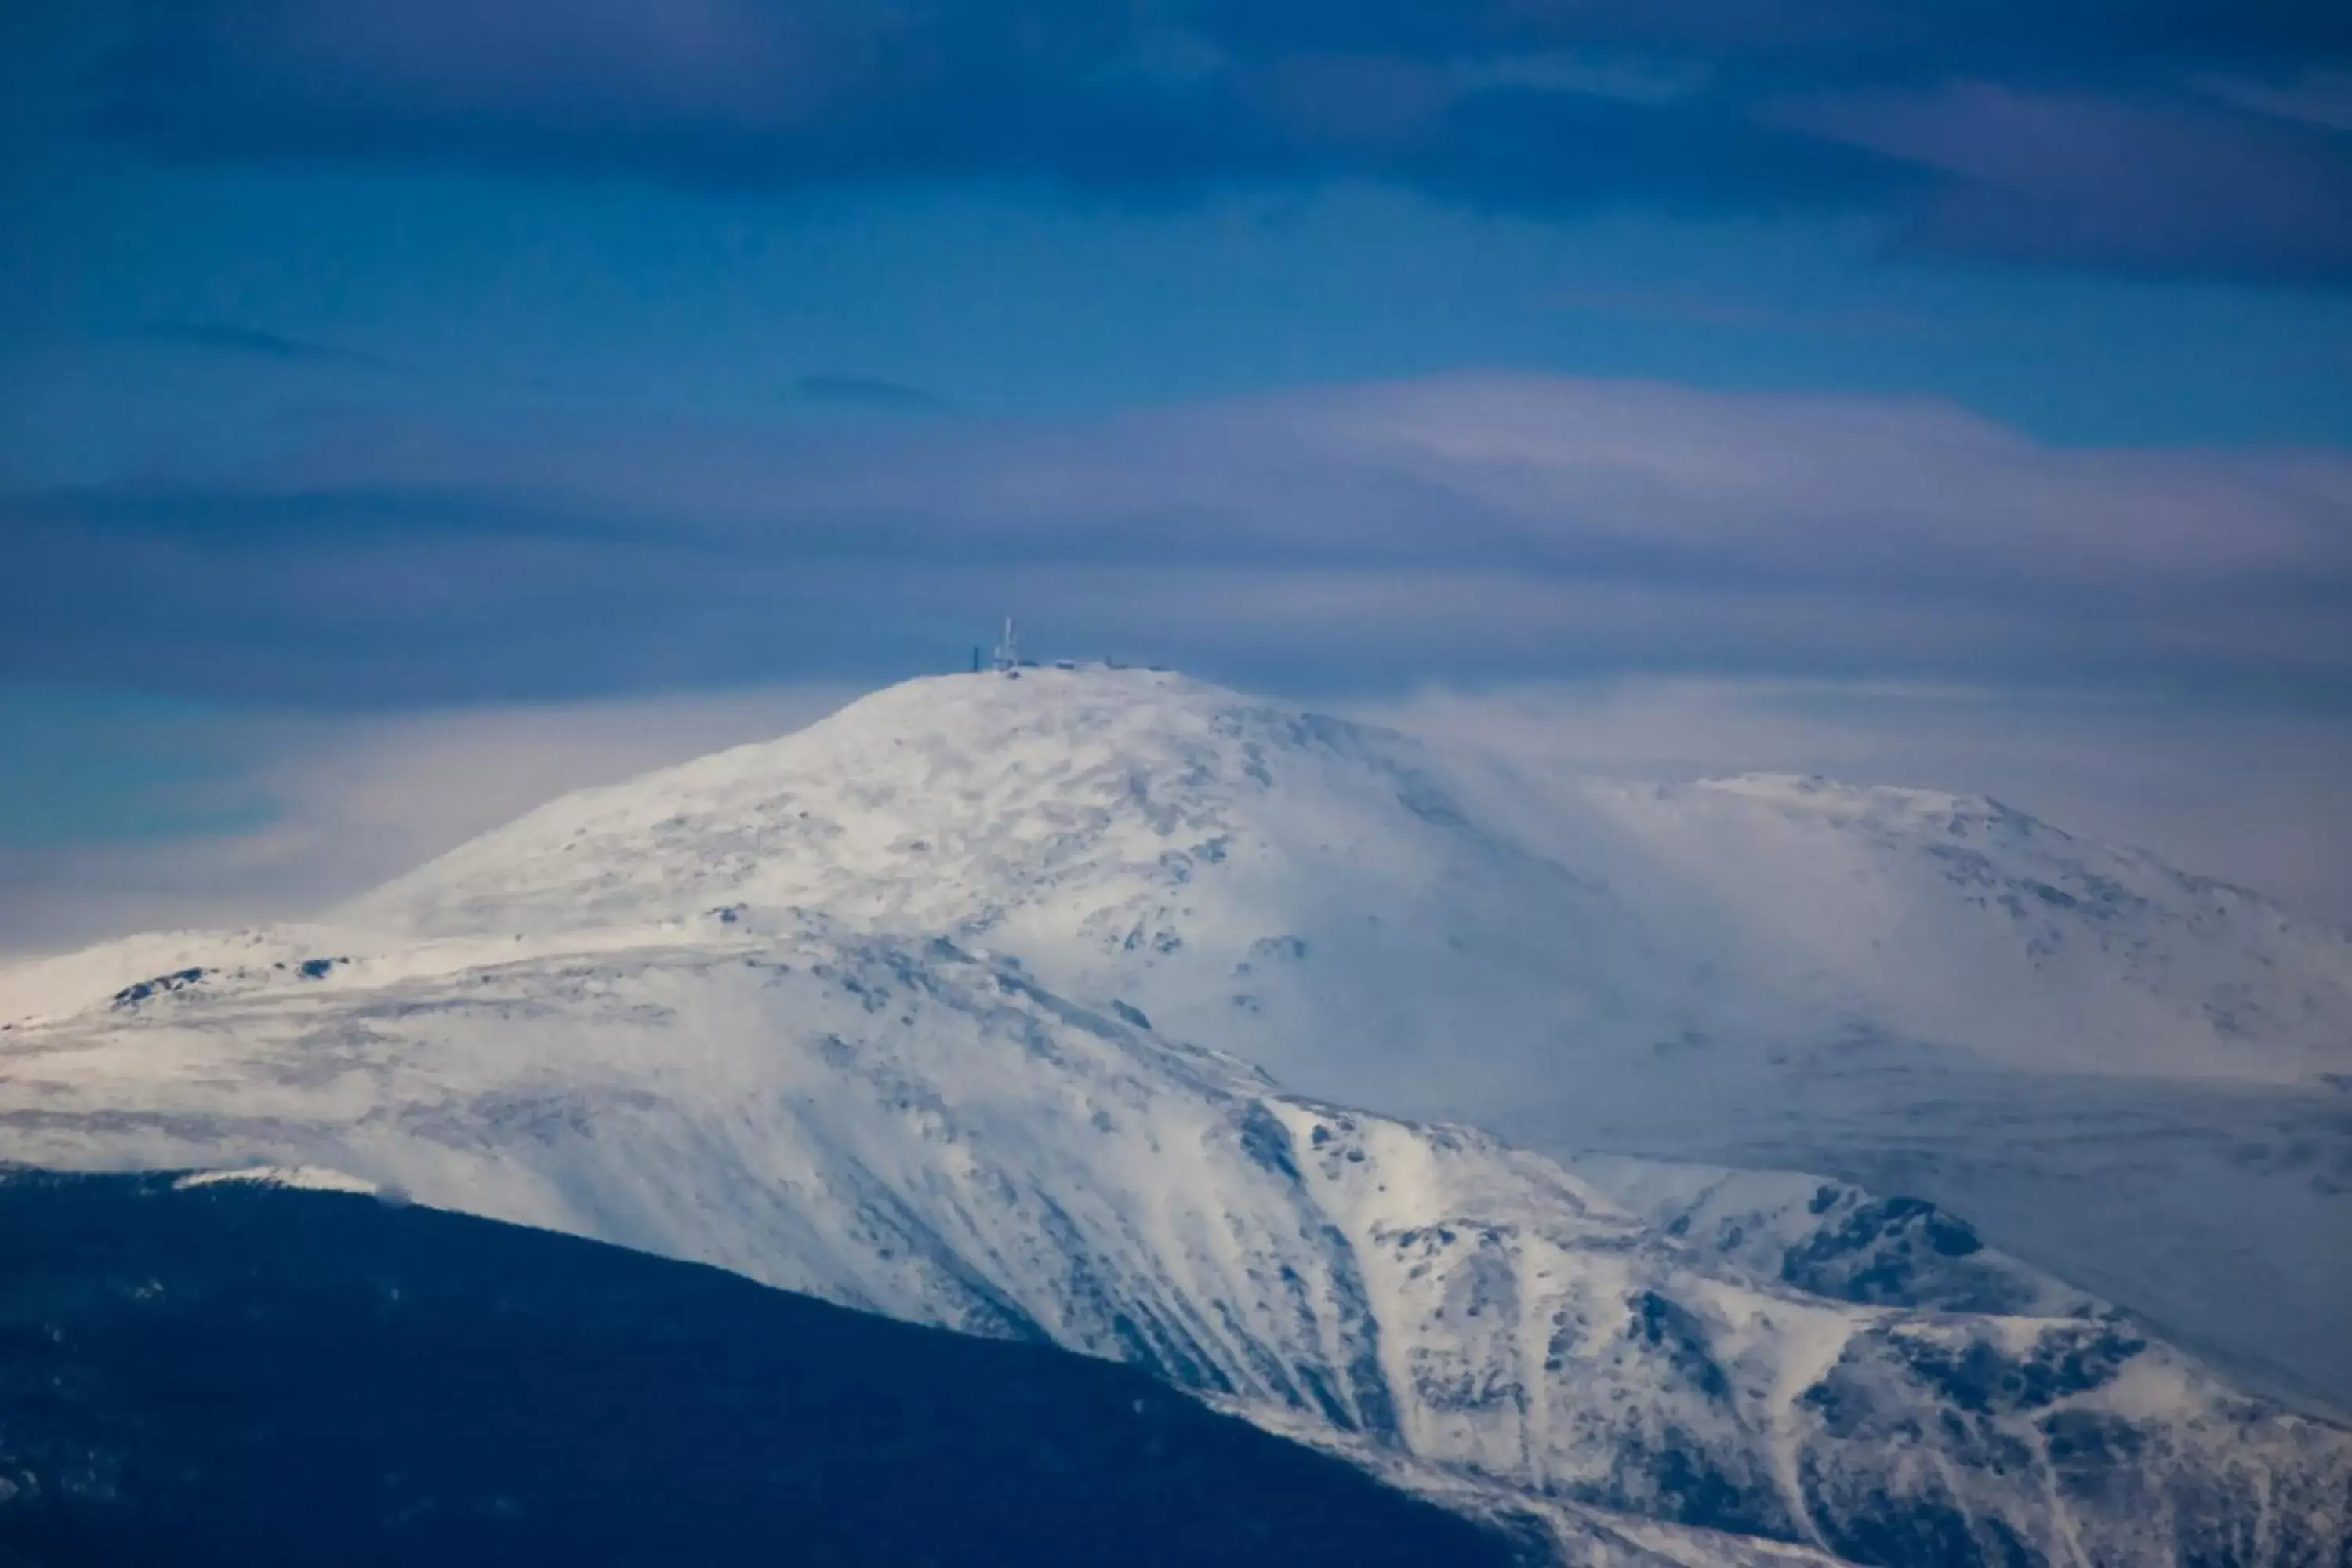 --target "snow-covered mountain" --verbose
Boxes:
[4,666,2350,1563]
[331,666,2352,1410]
[2,908,2347,1566]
